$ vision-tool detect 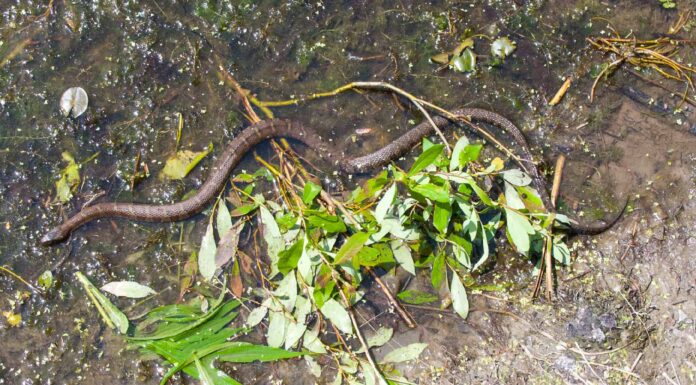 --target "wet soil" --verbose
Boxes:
[1,1,695,384]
